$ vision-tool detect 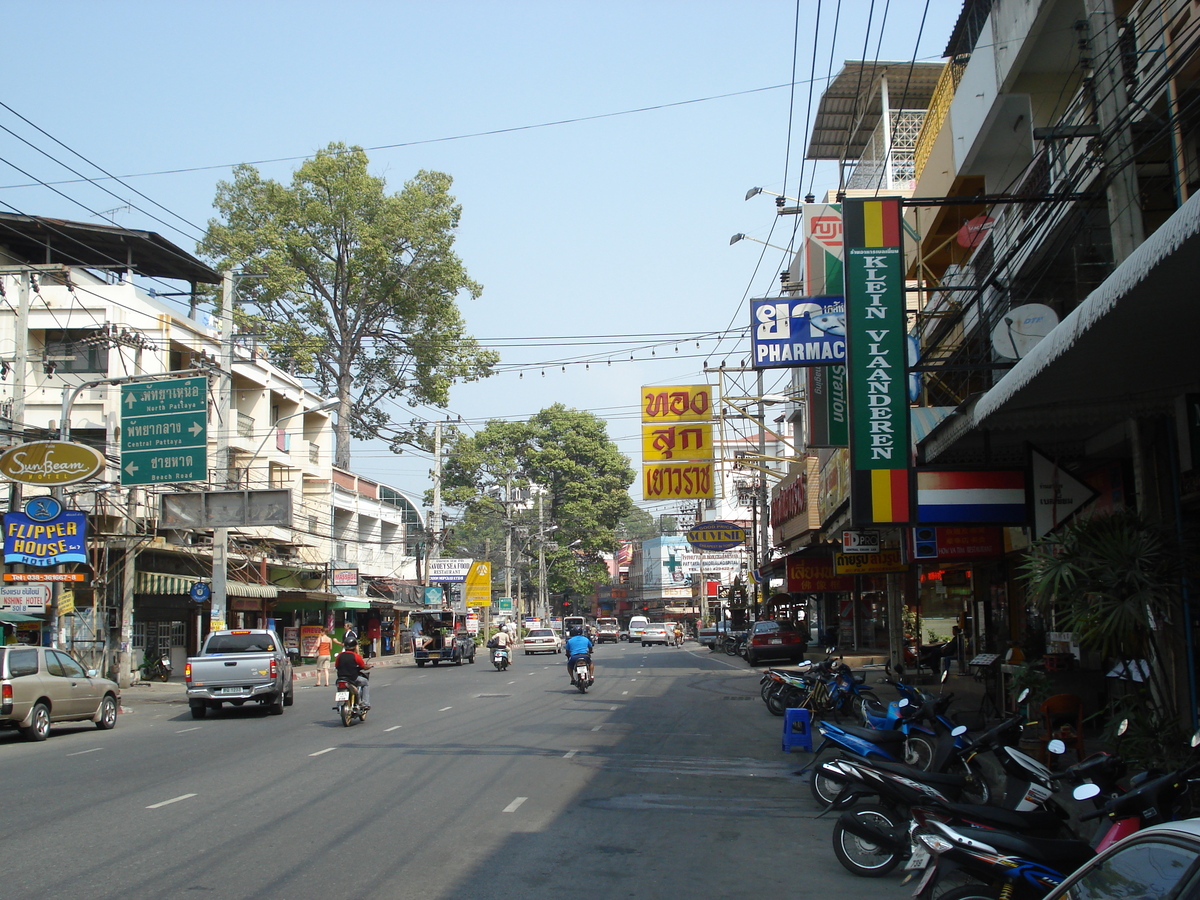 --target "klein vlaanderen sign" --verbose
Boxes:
[844,197,911,525]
